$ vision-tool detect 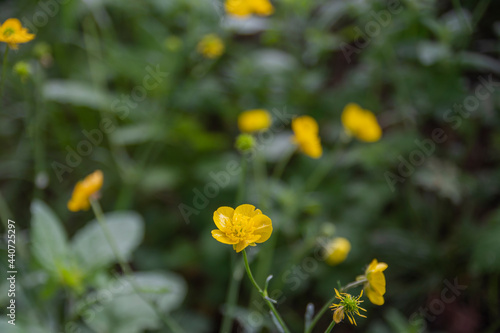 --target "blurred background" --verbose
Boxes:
[1,0,500,332]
